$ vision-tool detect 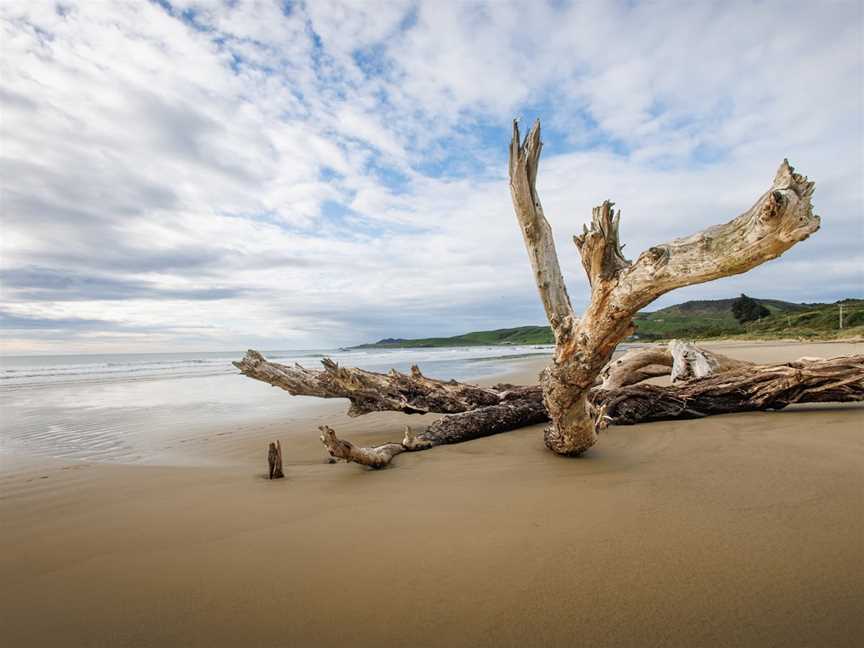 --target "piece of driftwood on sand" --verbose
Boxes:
[267,440,284,479]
